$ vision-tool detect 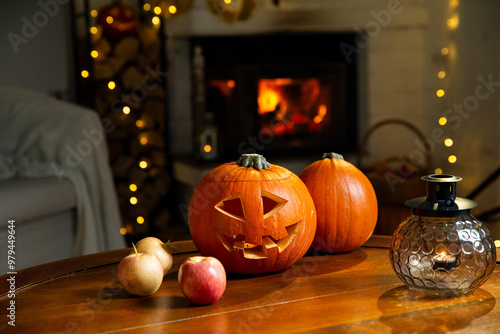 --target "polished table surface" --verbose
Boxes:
[1,236,499,333]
